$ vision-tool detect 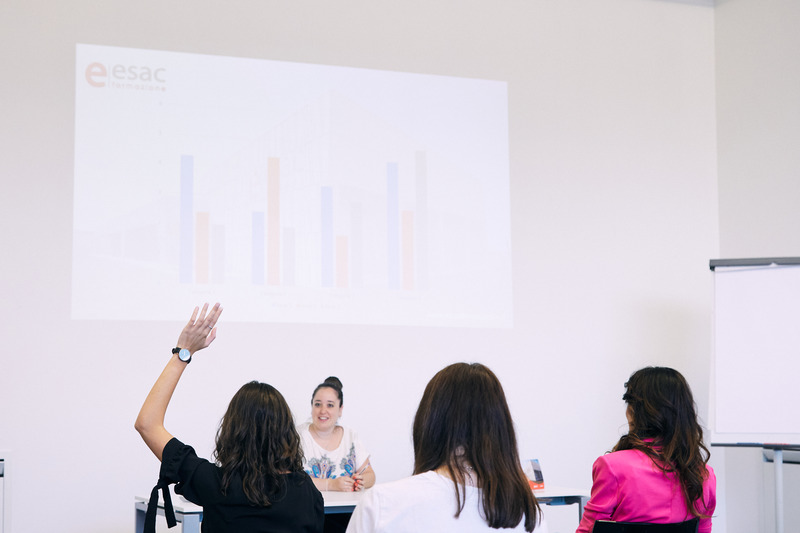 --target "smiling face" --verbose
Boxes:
[311,386,343,432]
